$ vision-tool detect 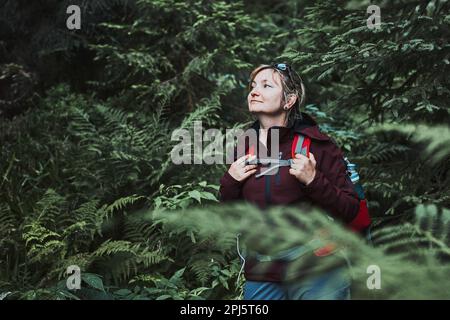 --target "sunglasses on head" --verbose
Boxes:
[272,62,295,80]
[273,63,290,71]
